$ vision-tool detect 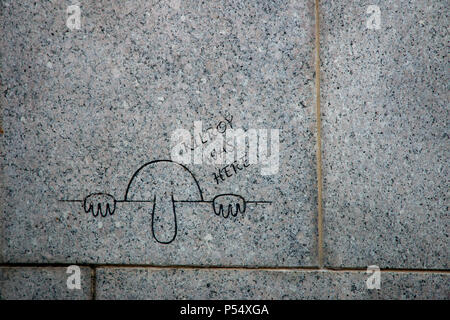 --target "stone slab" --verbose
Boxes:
[96,267,449,299]
[1,0,318,265]
[0,267,92,300]
[320,0,449,268]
